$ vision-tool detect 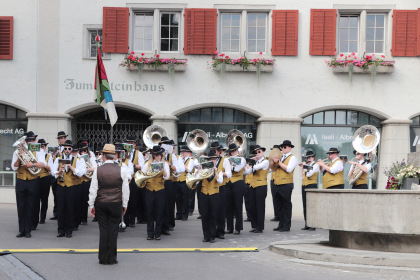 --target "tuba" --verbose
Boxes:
[13,136,41,175]
[226,129,247,156]
[187,129,209,158]
[349,125,380,185]
[143,125,167,149]
[186,168,214,190]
